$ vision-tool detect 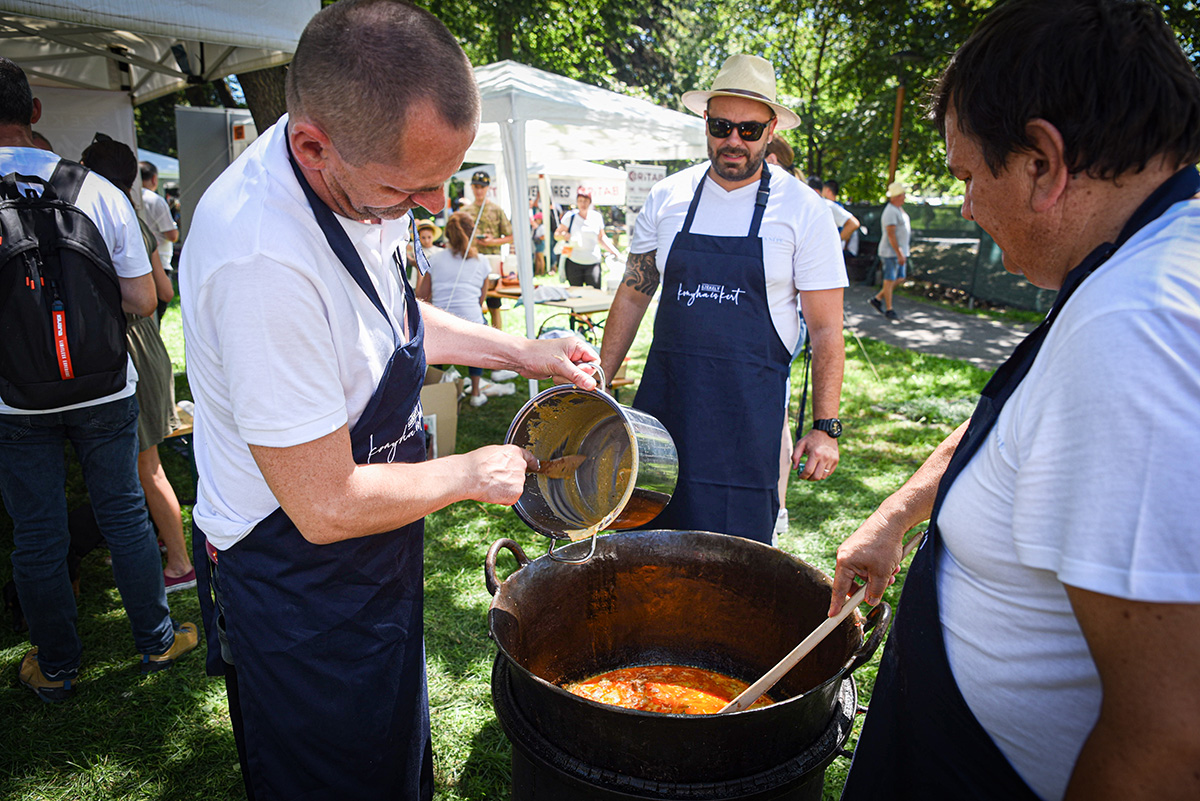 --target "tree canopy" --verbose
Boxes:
[136,0,1199,201]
